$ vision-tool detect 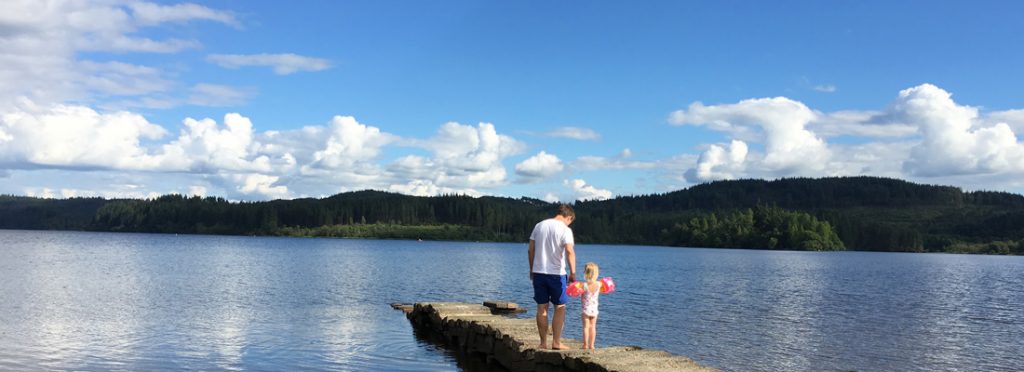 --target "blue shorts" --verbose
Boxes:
[532,273,569,305]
